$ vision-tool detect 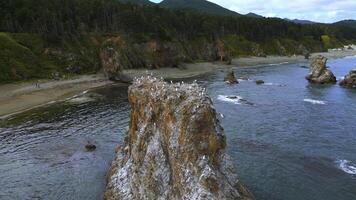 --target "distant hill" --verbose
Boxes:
[245,12,264,18]
[333,20,356,28]
[118,0,154,5]
[2,0,356,83]
[159,0,241,16]
[286,19,317,24]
